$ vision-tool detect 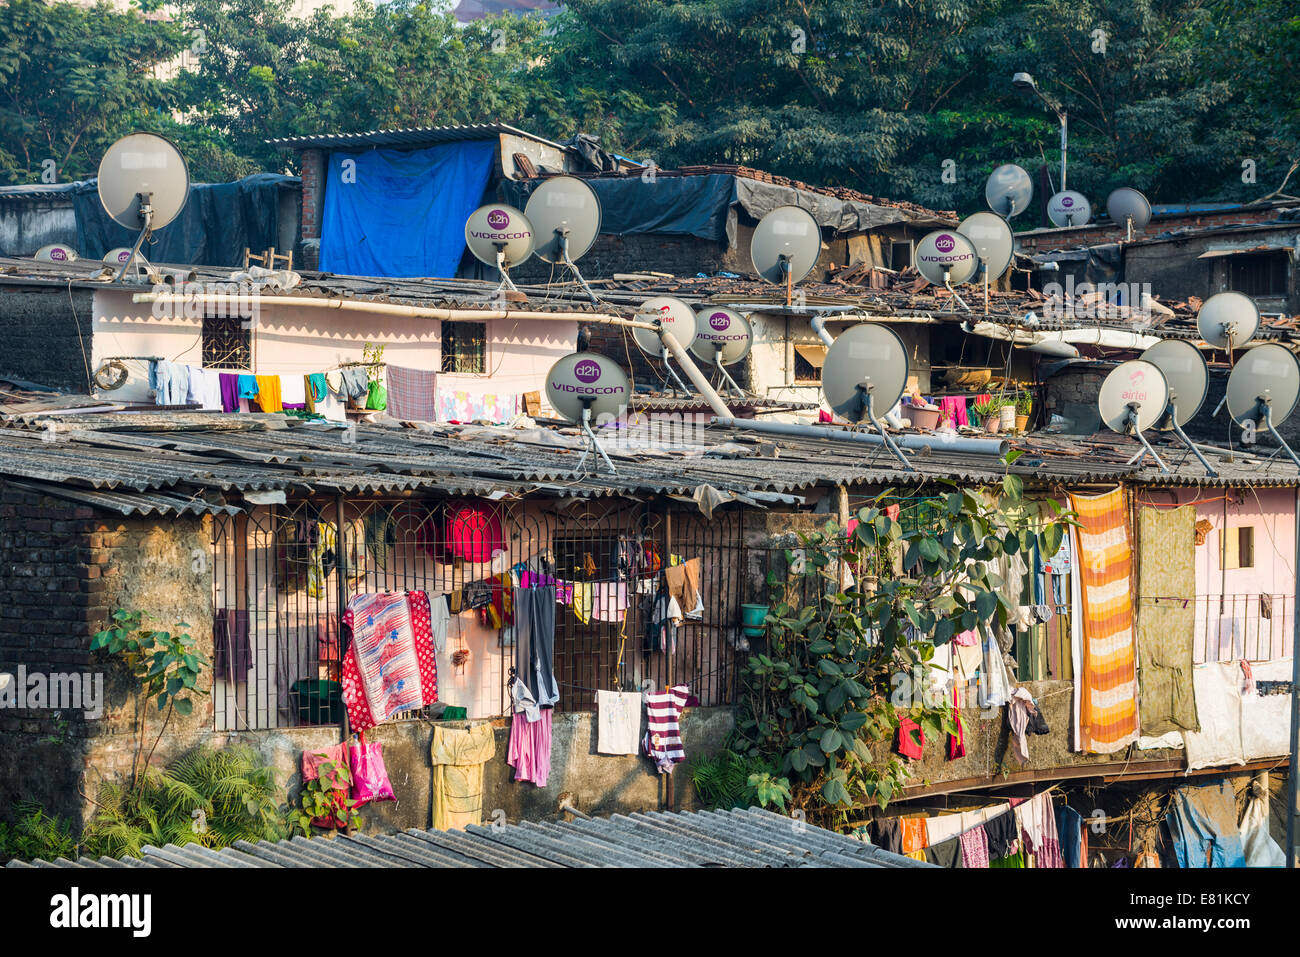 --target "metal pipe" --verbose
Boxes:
[809,313,836,348]
[712,416,1009,456]
[660,331,732,418]
[1288,487,1300,868]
